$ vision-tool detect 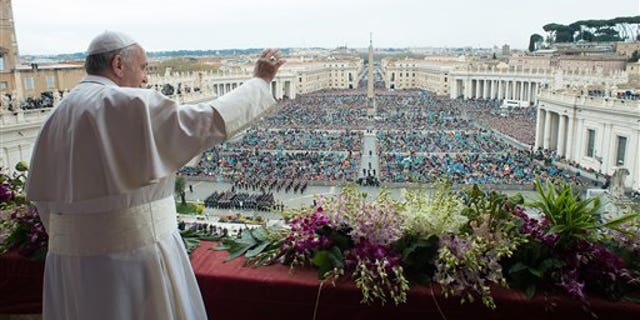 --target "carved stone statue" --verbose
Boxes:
[609,167,629,198]
[0,94,9,111]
